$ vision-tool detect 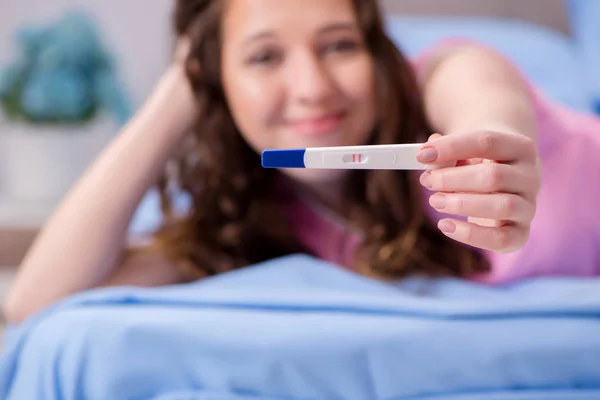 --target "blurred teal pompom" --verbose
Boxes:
[21,68,94,121]
[0,10,131,126]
